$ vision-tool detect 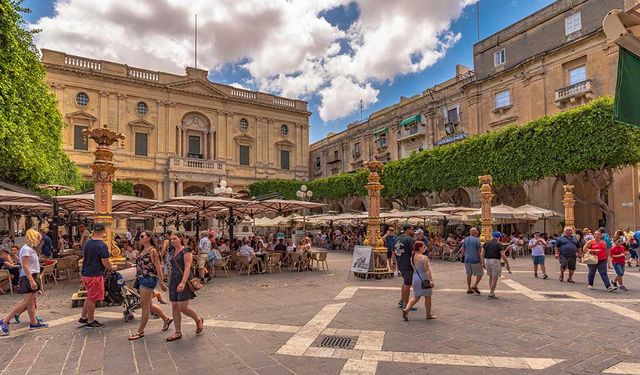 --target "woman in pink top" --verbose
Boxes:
[583,230,616,292]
